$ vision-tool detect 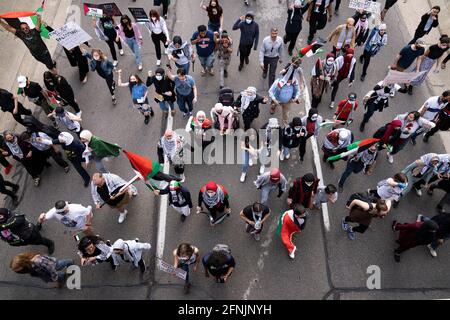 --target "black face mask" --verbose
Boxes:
[130,81,137,86]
